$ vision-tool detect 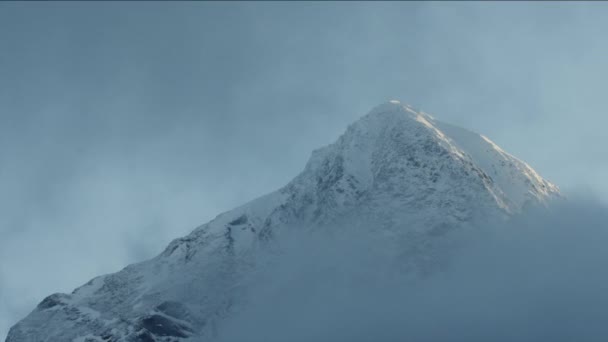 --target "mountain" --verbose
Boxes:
[6,101,560,342]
